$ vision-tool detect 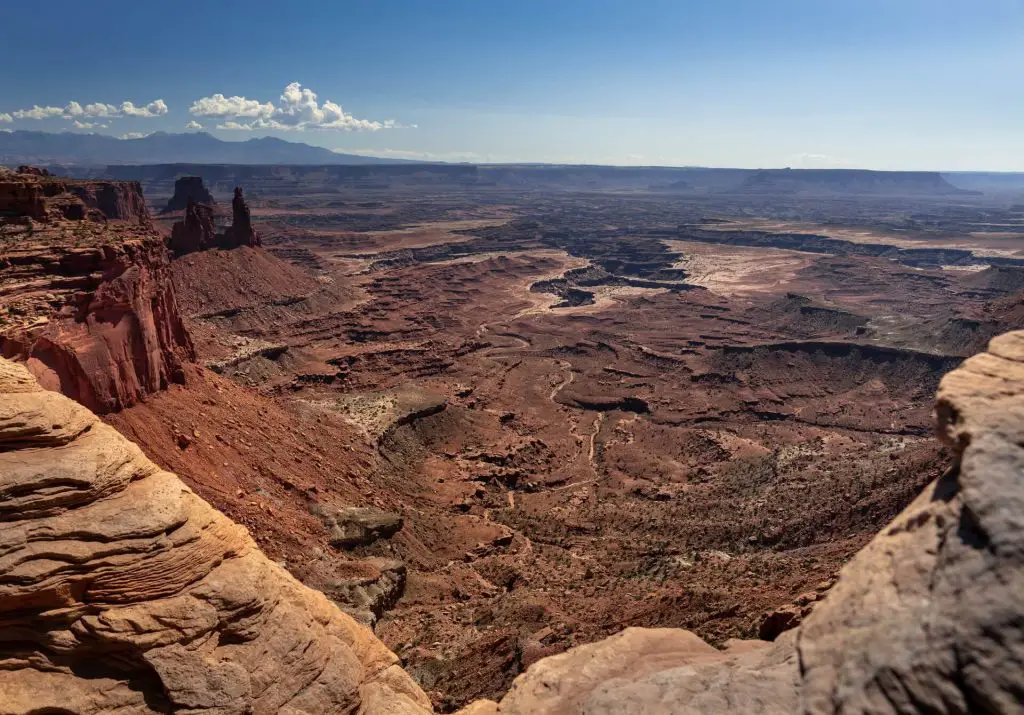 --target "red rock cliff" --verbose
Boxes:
[0,168,194,413]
